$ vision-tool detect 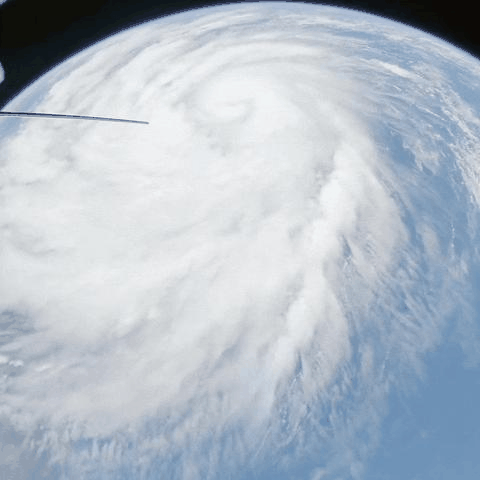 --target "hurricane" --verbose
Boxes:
[1,3,480,479]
